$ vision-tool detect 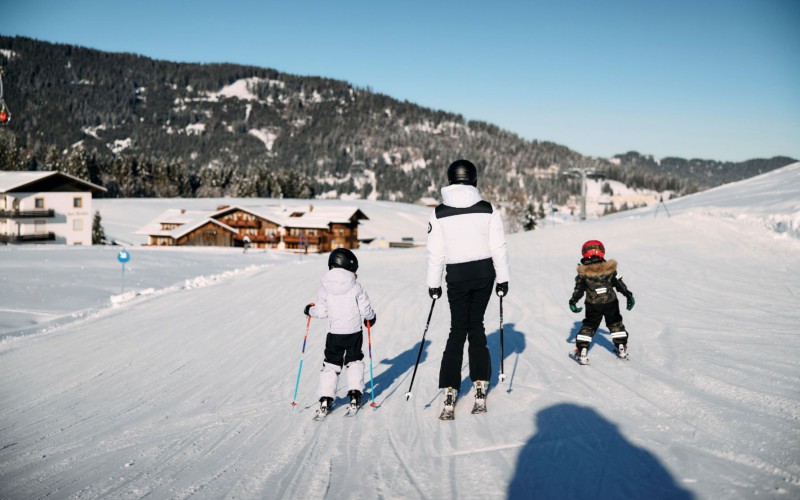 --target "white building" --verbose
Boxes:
[0,171,107,245]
